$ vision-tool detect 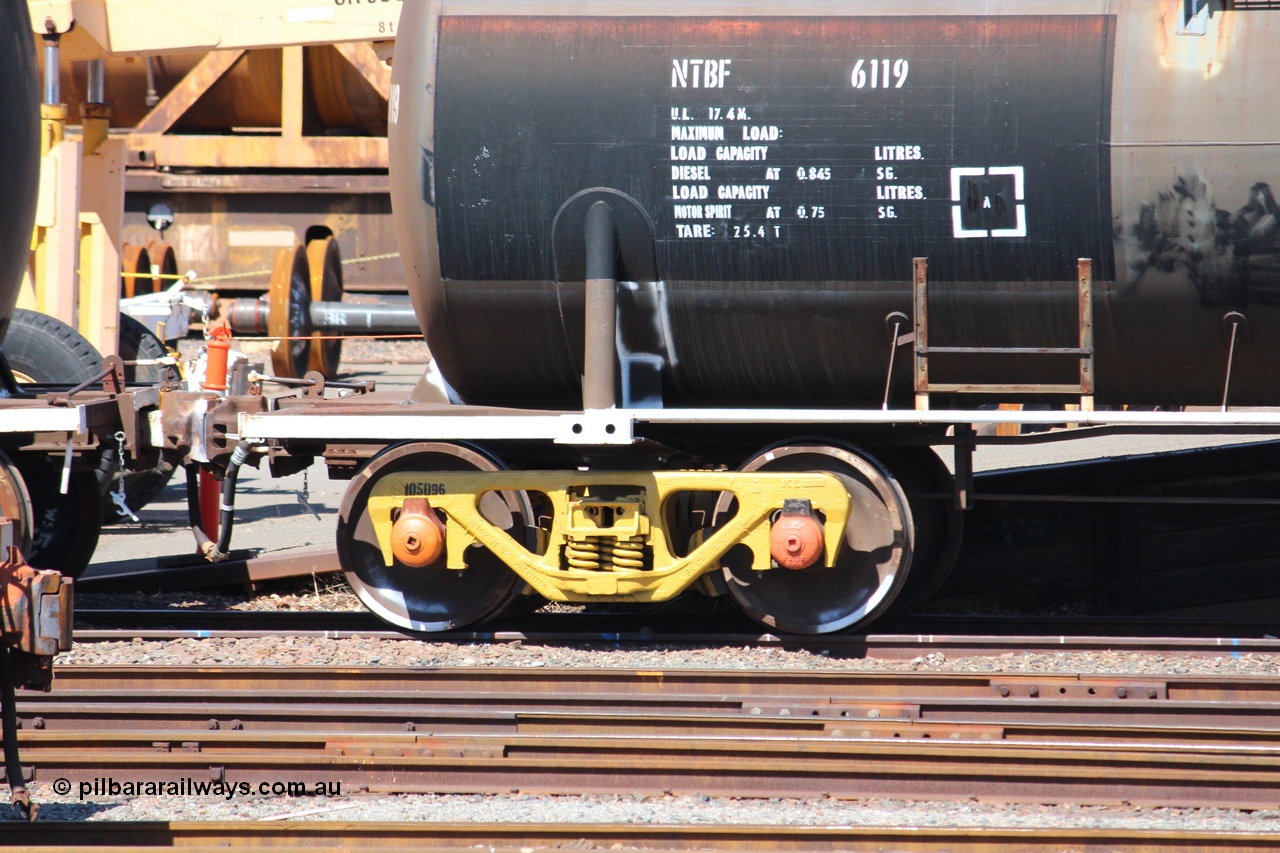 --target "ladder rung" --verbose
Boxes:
[925,383,1089,394]
[918,346,1093,356]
